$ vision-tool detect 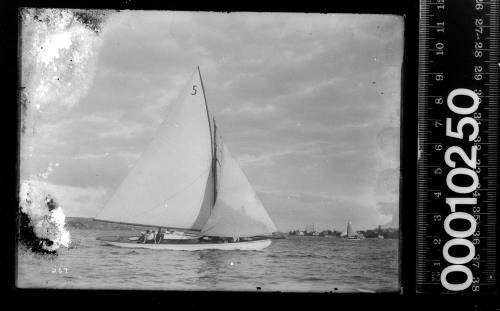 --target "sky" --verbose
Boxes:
[20,9,403,232]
